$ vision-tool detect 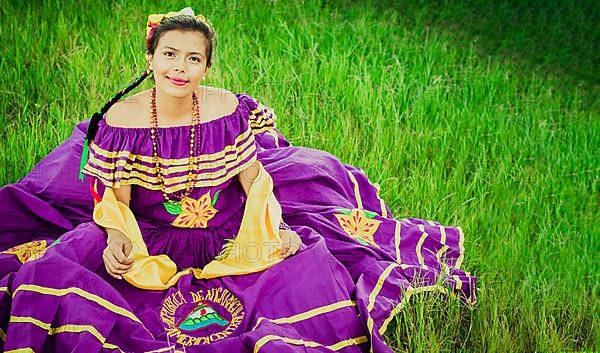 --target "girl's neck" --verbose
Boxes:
[154,86,195,121]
